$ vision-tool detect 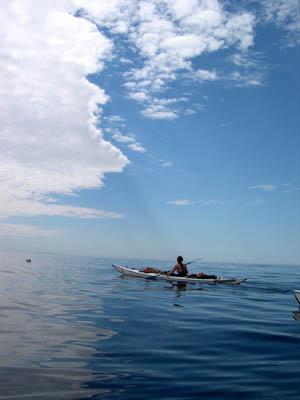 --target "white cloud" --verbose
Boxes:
[0,223,60,238]
[105,114,125,123]
[249,183,300,194]
[0,1,128,220]
[113,133,147,153]
[104,113,146,152]
[128,143,146,153]
[112,133,135,143]
[45,197,59,203]
[167,199,194,206]
[140,97,187,119]
[231,53,257,68]
[193,69,219,81]
[263,0,300,45]
[82,0,256,119]
[248,184,277,192]
[141,104,178,120]
[281,183,300,193]
[184,108,196,116]
[161,161,173,167]
[80,0,137,34]
[228,51,265,86]
[167,198,220,207]
[230,71,263,87]
[0,194,124,219]
[126,1,255,117]
[128,91,150,102]
[120,57,133,64]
